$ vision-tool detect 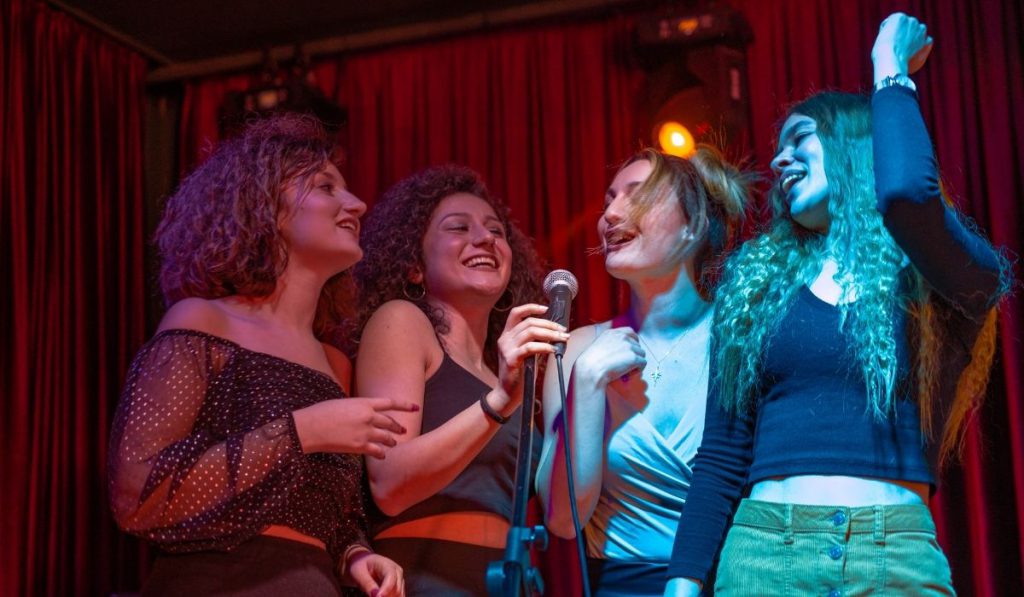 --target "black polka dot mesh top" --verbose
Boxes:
[108,329,368,568]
